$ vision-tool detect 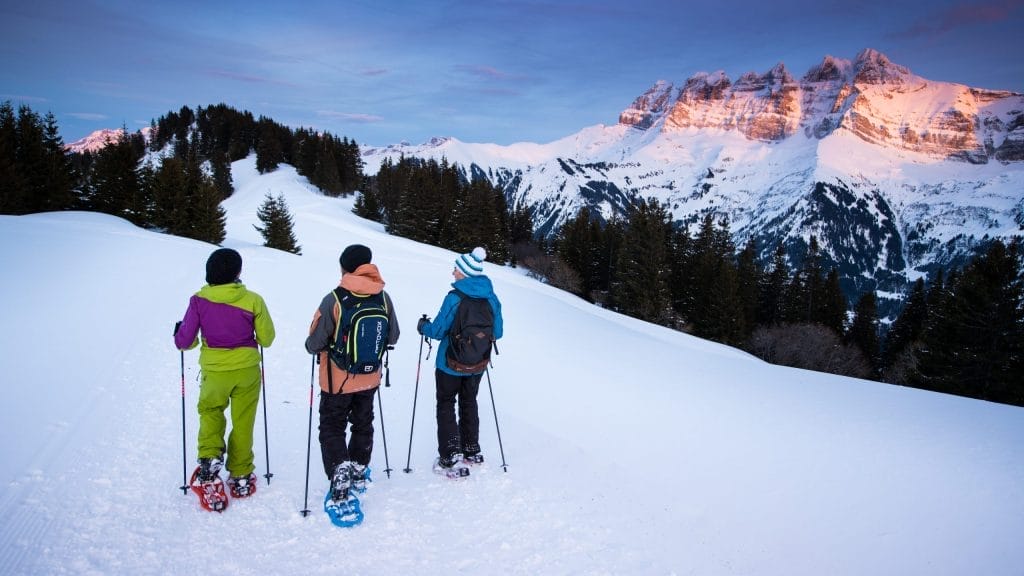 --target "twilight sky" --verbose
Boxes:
[2,0,1022,146]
